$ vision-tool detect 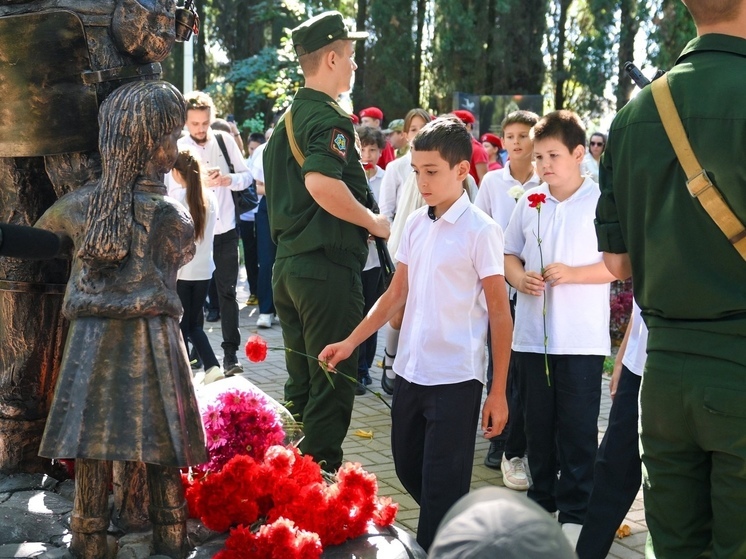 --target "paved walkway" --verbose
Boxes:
[203,271,647,558]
